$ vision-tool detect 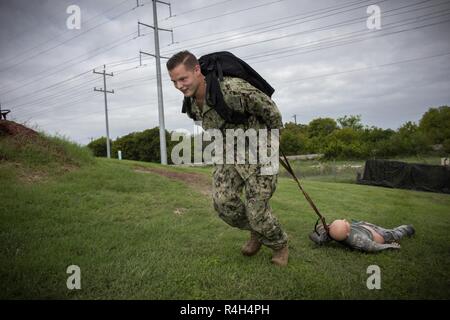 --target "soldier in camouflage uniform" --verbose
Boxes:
[309,219,415,252]
[167,51,289,266]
